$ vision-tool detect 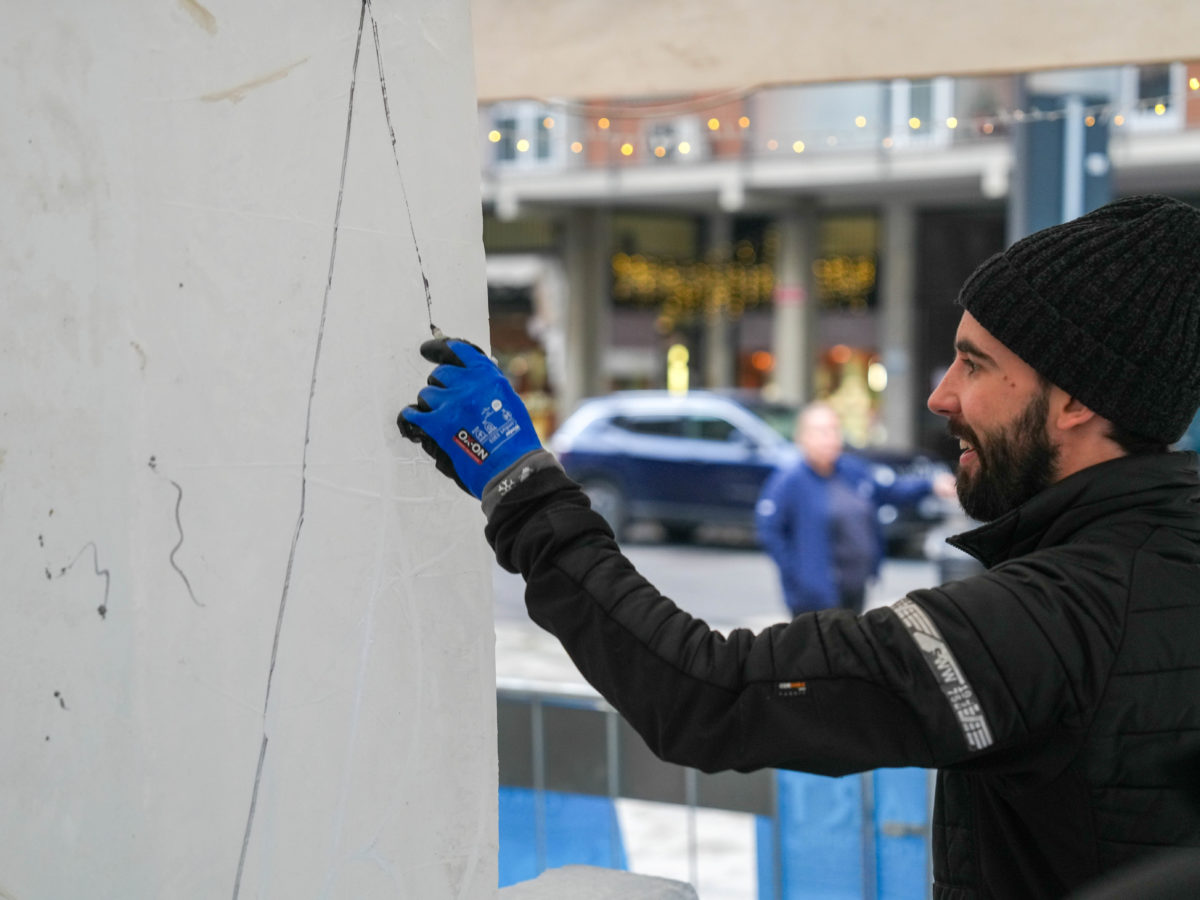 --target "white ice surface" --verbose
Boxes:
[499,865,698,899]
[0,2,496,897]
